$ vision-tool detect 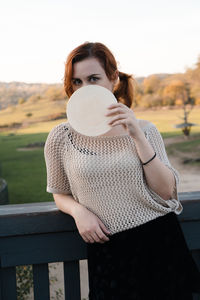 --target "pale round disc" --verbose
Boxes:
[66,85,118,136]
